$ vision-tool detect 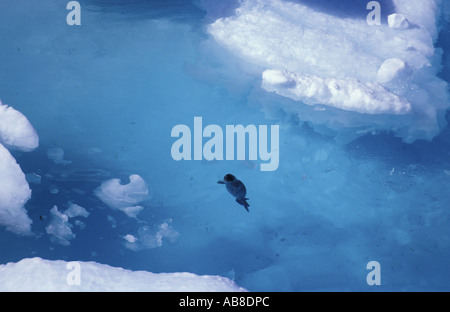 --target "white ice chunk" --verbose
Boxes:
[121,205,144,218]
[262,69,411,115]
[124,220,179,251]
[0,257,247,292]
[0,101,39,152]
[45,203,90,245]
[376,58,408,84]
[0,144,33,235]
[123,234,137,243]
[45,206,74,246]
[73,220,86,230]
[94,174,149,217]
[47,147,71,165]
[388,13,410,29]
[263,69,290,85]
[64,203,90,218]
